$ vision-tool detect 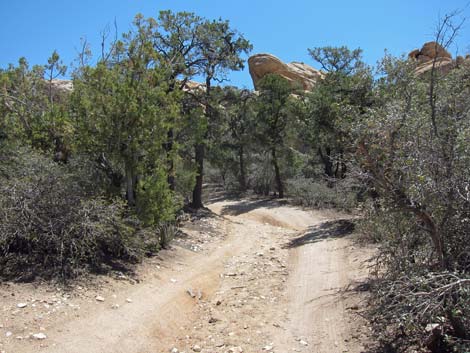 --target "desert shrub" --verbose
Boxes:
[362,207,470,352]
[0,148,164,280]
[357,46,470,351]
[286,176,359,210]
[157,221,179,249]
[249,152,275,196]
